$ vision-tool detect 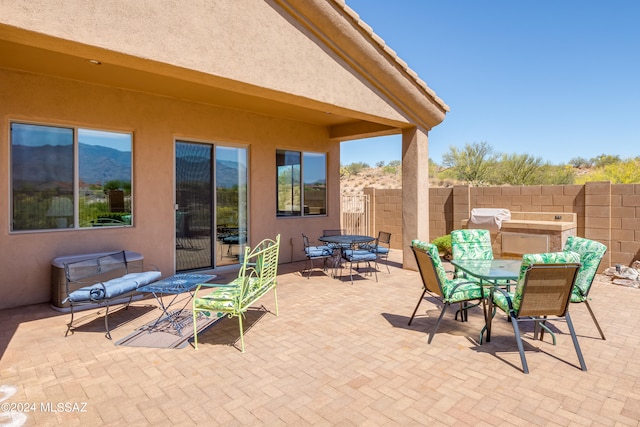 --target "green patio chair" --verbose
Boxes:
[489,251,585,374]
[451,229,494,263]
[408,240,485,343]
[563,236,608,339]
[451,228,496,320]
